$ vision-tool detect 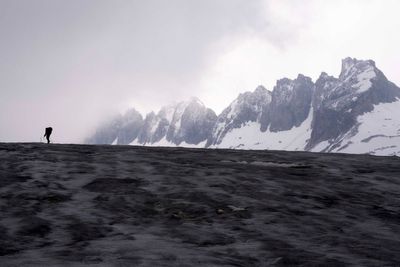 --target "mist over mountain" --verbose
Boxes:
[87,58,400,156]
